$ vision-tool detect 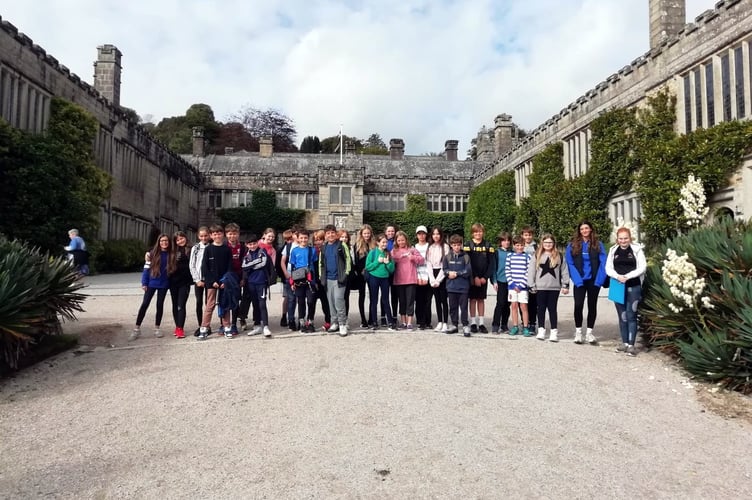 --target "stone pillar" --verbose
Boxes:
[493,113,514,158]
[444,140,459,161]
[192,127,205,157]
[259,137,273,158]
[649,0,686,50]
[389,138,405,160]
[93,44,122,106]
